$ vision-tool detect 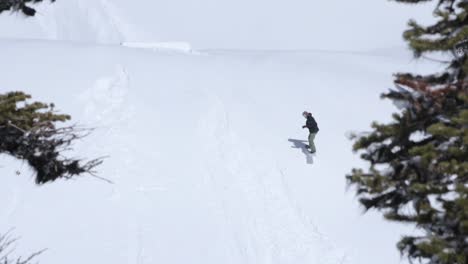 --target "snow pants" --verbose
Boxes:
[308,133,316,153]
